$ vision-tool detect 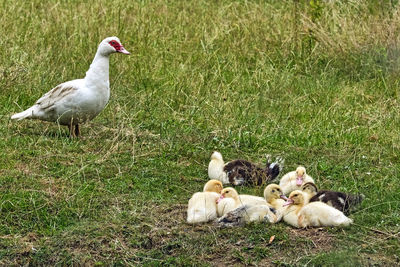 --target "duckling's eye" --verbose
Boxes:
[272,190,275,193]
[226,191,229,193]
